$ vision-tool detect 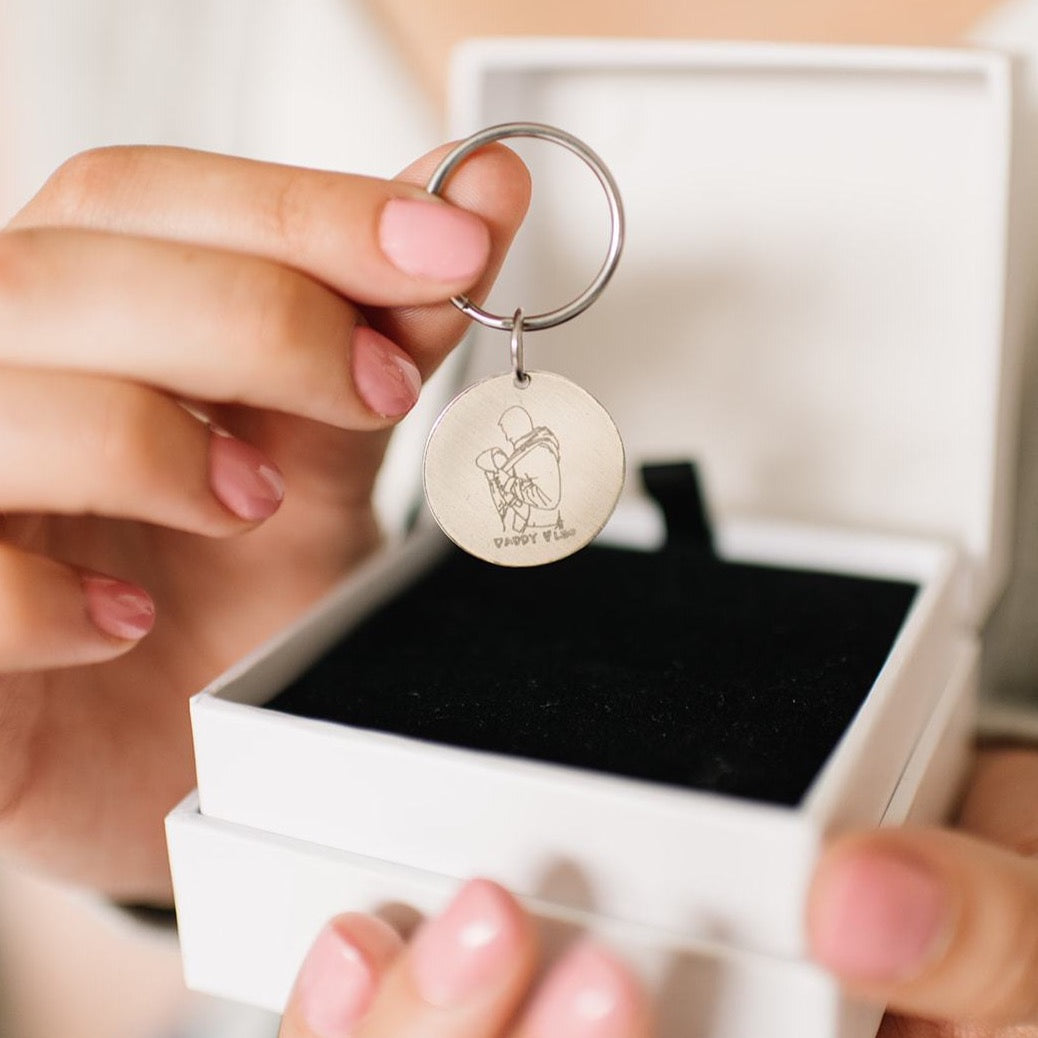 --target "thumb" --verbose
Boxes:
[280,914,404,1038]
[808,827,1038,1026]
